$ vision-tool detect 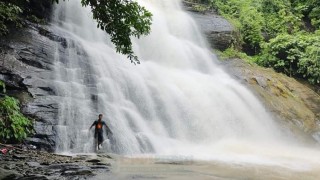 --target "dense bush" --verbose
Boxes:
[210,0,302,51]
[292,0,320,30]
[0,82,33,143]
[258,33,320,84]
